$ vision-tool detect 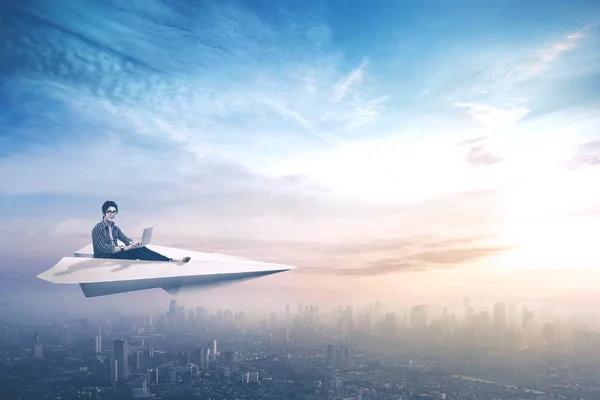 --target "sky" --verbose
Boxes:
[1,0,600,317]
